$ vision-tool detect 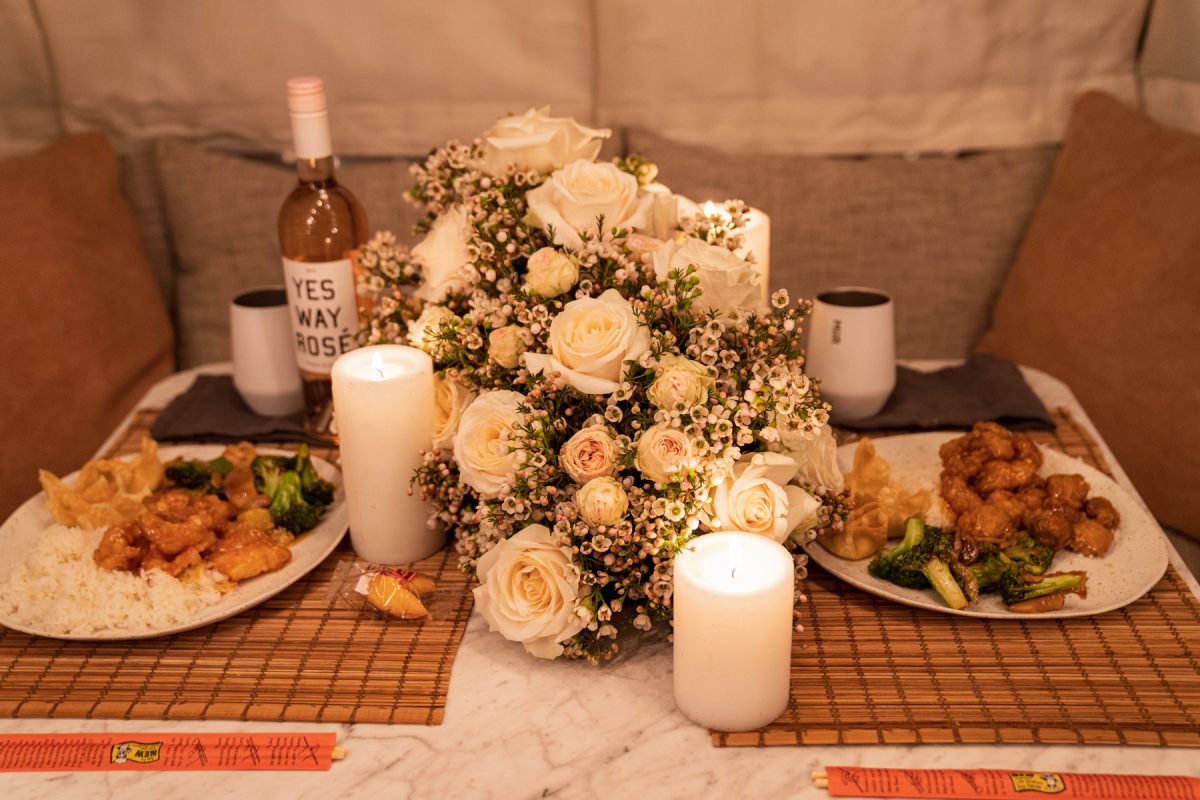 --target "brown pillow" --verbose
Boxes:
[977,92,1200,538]
[0,133,174,520]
